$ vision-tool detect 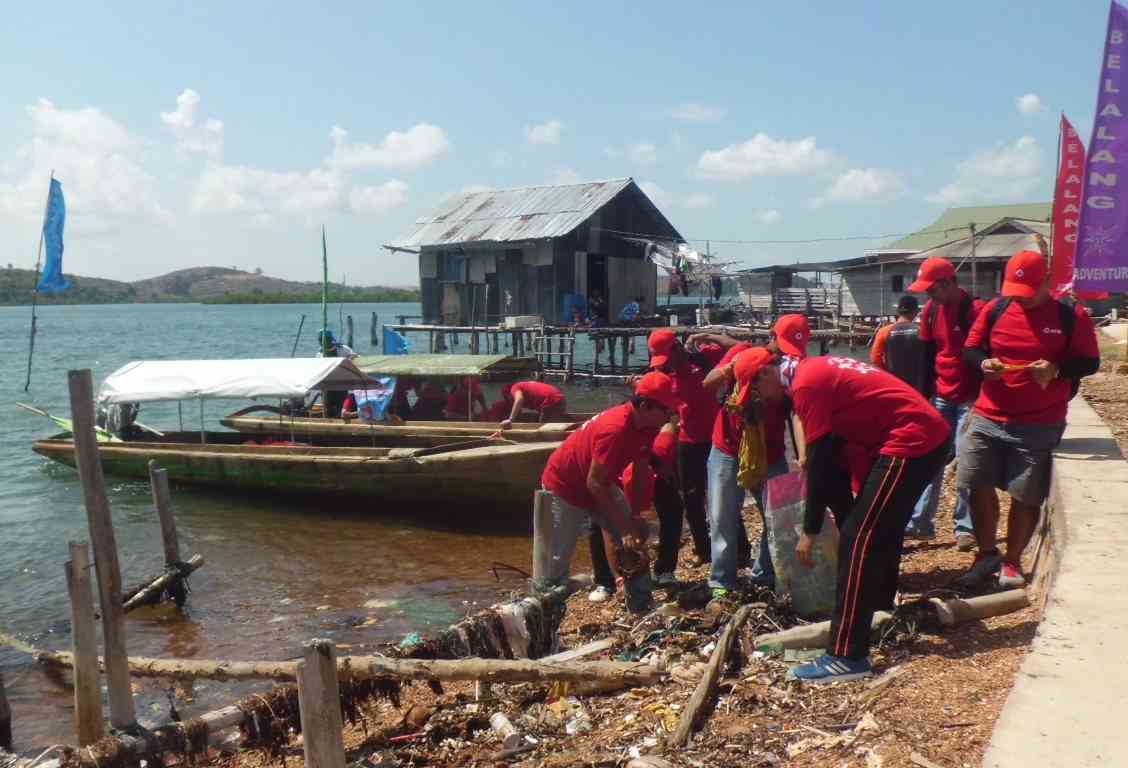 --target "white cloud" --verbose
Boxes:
[0,98,169,223]
[928,136,1042,204]
[191,164,344,214]
[754,209,782,223]
[546,166,582,185]
[349,180,408,214]
[684,193,715,209]
[639,181,672,208]
[669,103,726,122]
[641,182,716,210]
[1016,93,1046,116]
[628,142,658,166]
[162,89,223,157]
[696,133,831,180]
[811,168,906,207]
[328,123,450,170]
[525,119,562,146]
